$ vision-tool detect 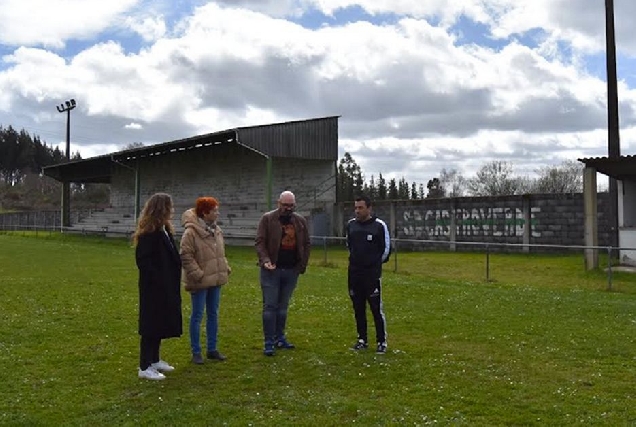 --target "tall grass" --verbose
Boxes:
[1,233,636,425]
